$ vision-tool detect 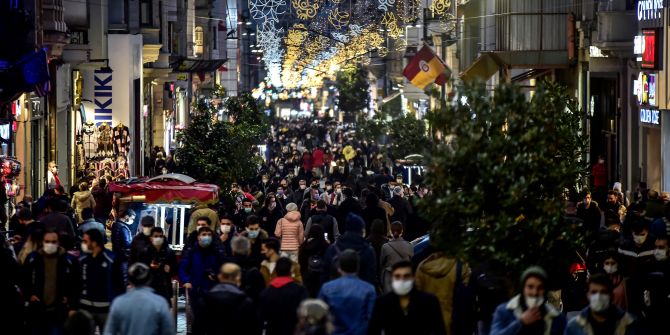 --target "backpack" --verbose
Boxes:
[307,253,325,274]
